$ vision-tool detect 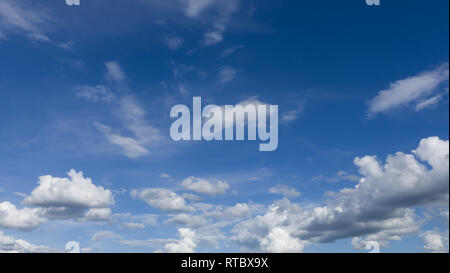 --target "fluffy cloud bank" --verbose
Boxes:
[232,136,449,252]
